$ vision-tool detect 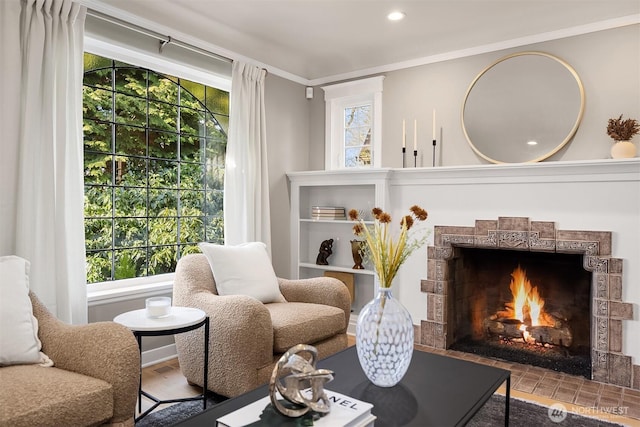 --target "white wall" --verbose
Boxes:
[264,75,310,277]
